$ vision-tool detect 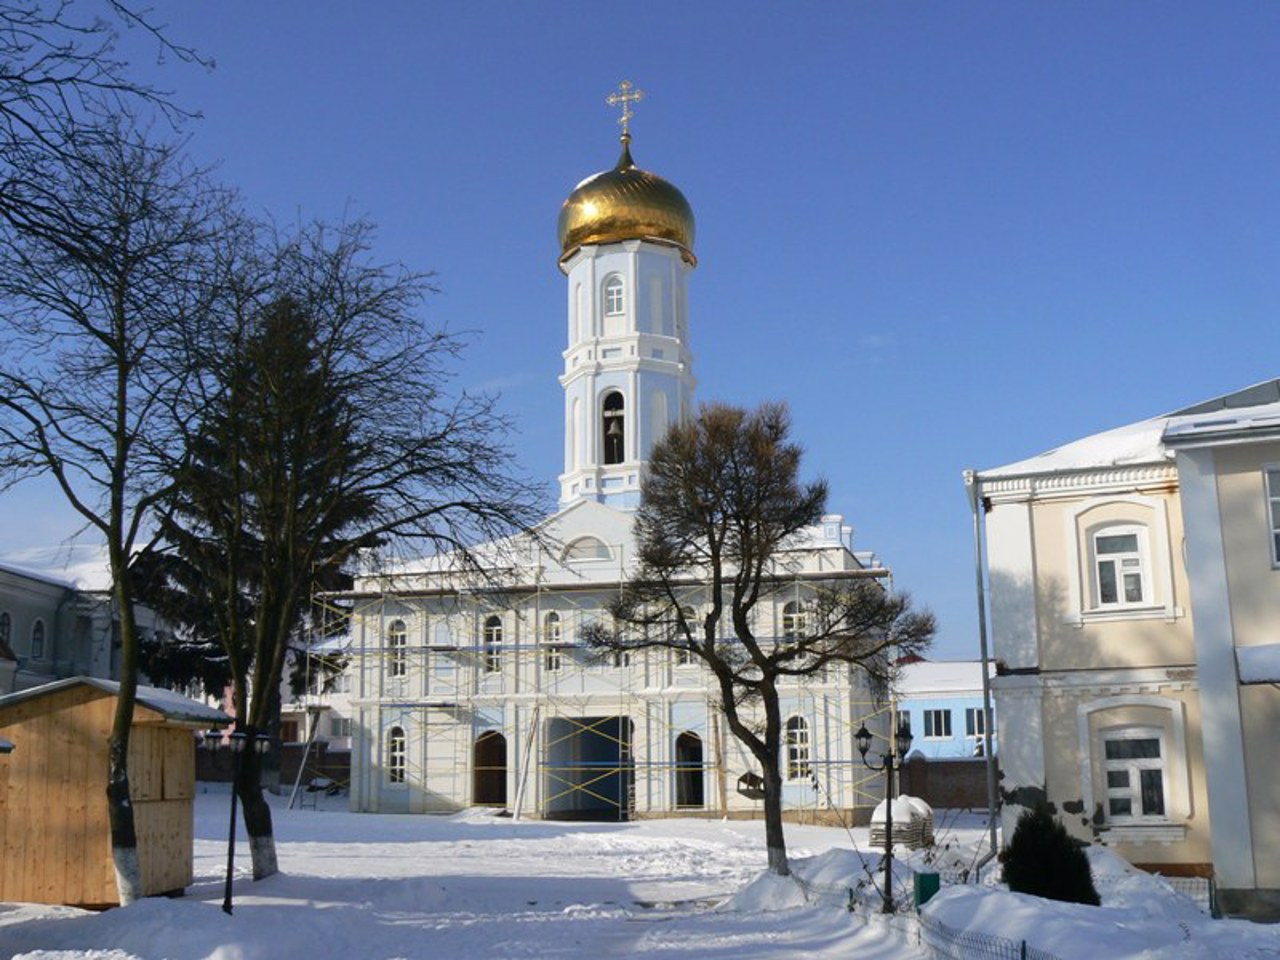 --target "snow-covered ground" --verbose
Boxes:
[0,789,1276,959]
